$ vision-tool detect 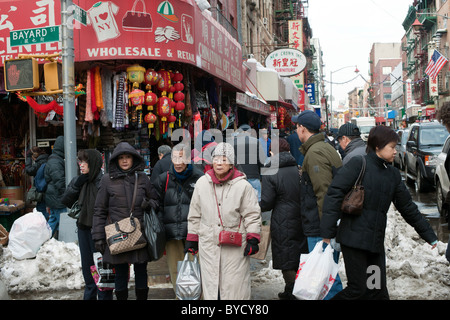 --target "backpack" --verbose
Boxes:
[34,163,48,193]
